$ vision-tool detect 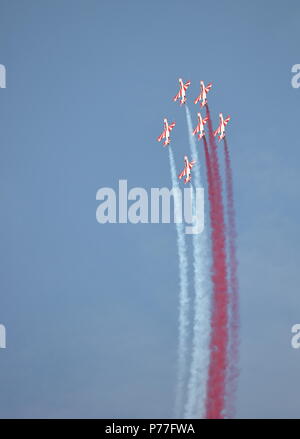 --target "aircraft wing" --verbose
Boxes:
[157,130,166,142]
[178,168,187,179]
[173,90,181,102]
[194,93,203,105]
[213,125,221,137]
[193,124,200,135]
[205,82,212,92]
